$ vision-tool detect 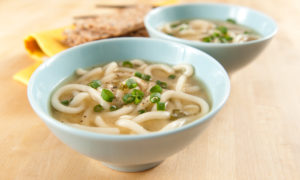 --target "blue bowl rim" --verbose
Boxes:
[27,37,230,140]
[145,2,278,47]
